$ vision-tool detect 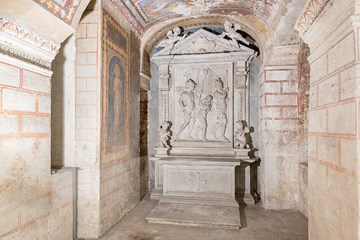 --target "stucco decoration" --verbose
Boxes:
[156,27,187,49]
[33,0,82,24]
[295,0,330,36]
[0,16,60,69]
